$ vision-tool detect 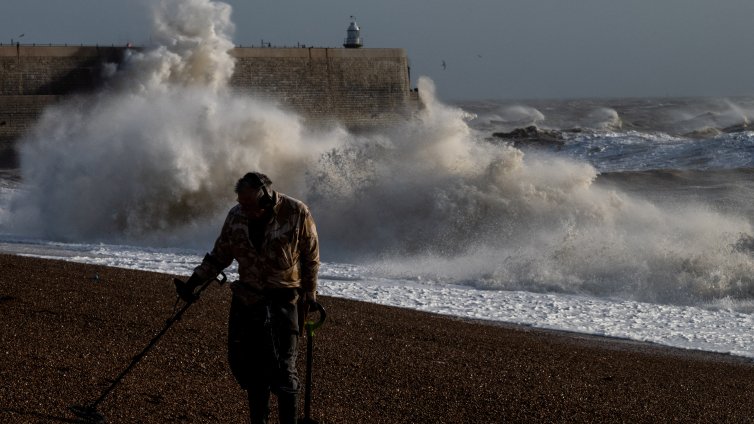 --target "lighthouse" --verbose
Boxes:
[343,17,363,48]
